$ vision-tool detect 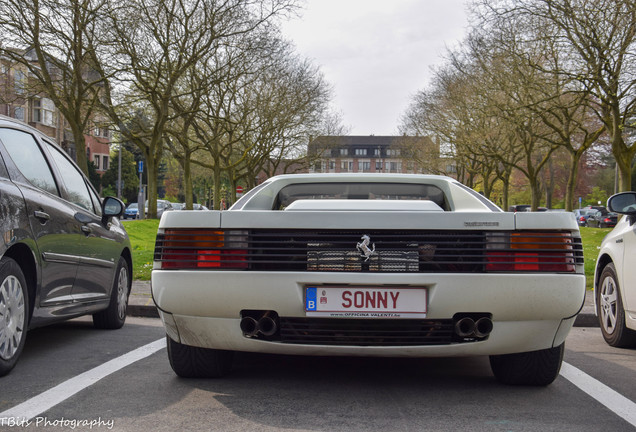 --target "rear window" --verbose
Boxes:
[274,182,448,210]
